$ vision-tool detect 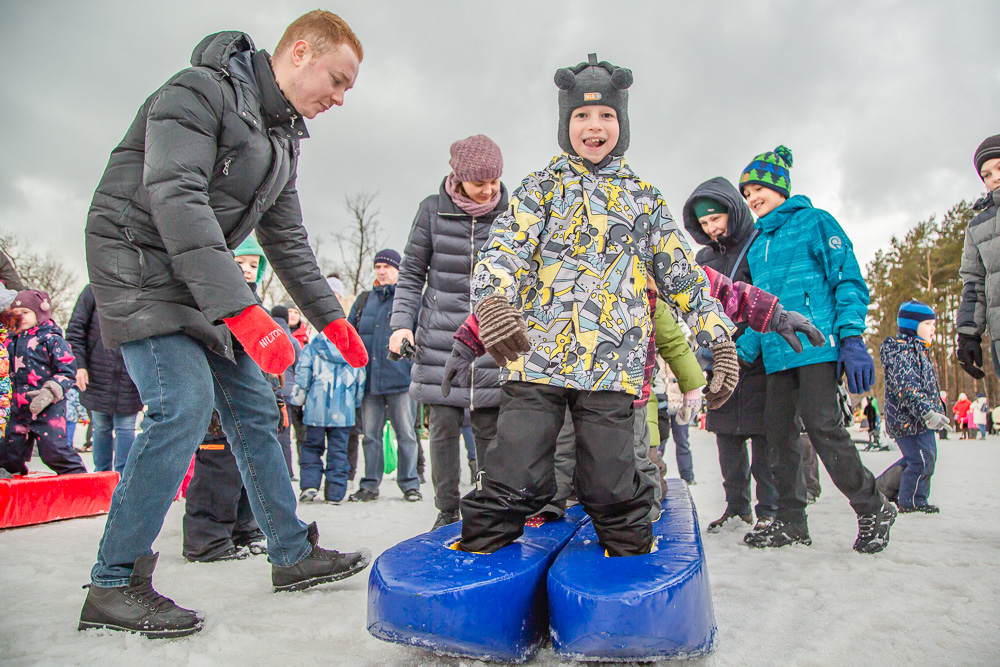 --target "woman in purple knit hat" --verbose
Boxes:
[388,135,507,531]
